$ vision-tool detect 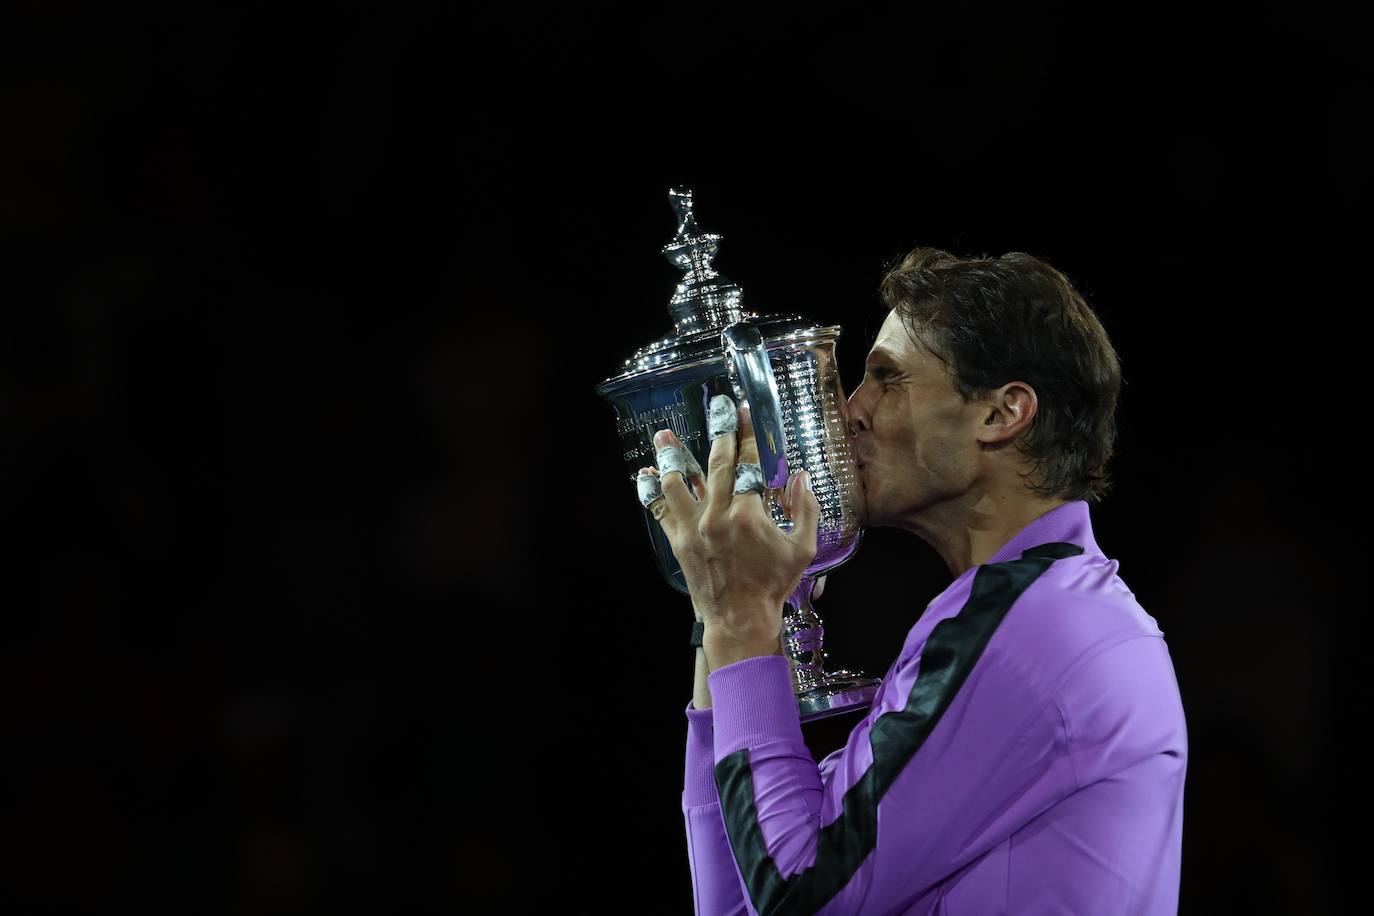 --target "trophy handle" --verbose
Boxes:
[721,322,790,491]
[719,329,883,722]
